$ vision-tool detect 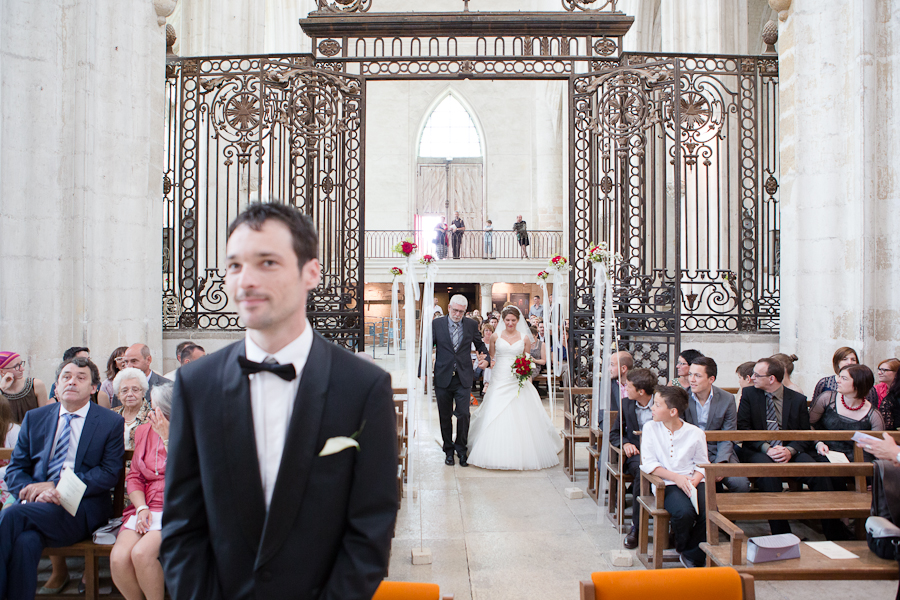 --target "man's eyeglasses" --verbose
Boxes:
[751,371,768,379]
